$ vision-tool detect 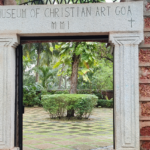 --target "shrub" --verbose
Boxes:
[77,90,103,99]
[92,91,103,99]
[55,90,69,94]
[74,96,96,119]
[47,89,104,99]
[48,90,56,94]
[77,90,91,94]
[97,99,113,108]
[41,94,98,119]
[23,84,41,107]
